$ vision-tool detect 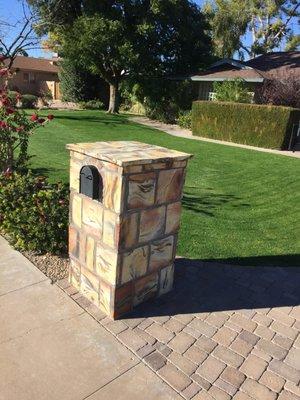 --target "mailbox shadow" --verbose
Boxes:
[126,256,300,319]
